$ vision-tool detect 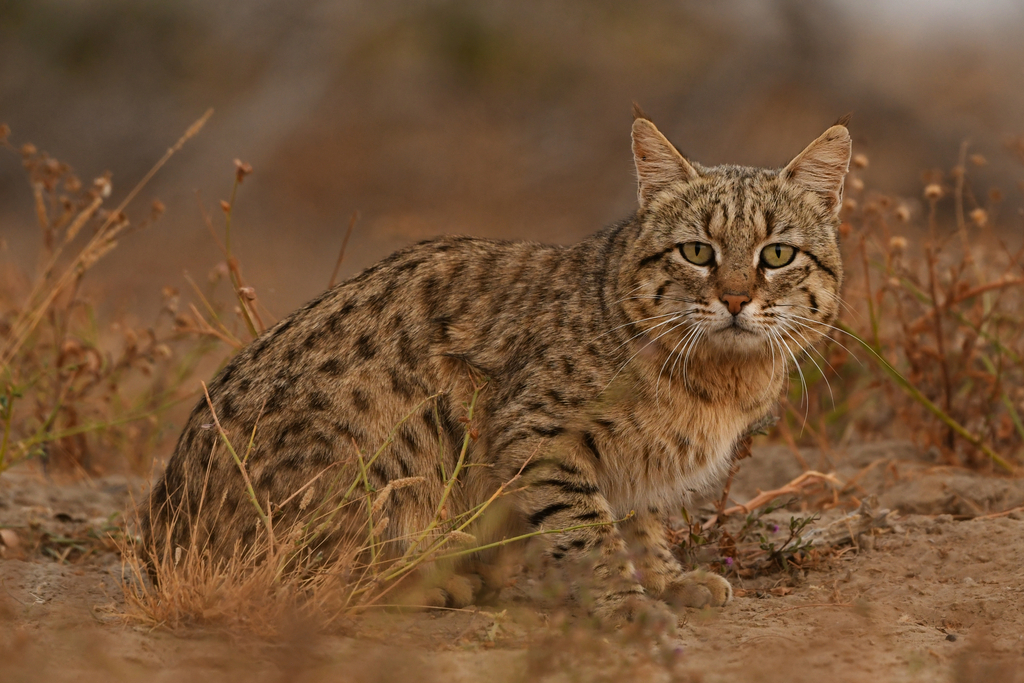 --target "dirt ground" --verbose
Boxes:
[2,440,1023,683]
